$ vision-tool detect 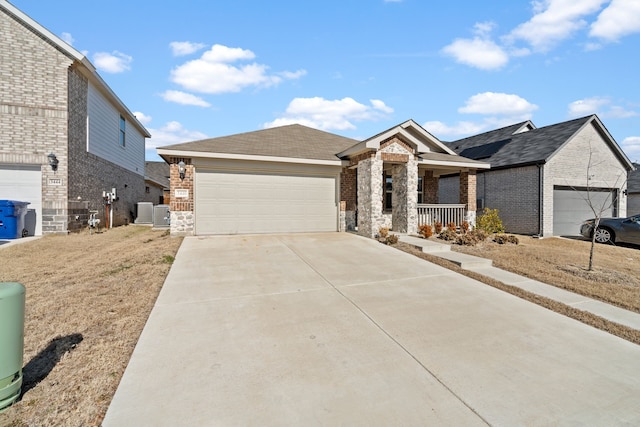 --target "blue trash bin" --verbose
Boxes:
[0,200,31,239]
